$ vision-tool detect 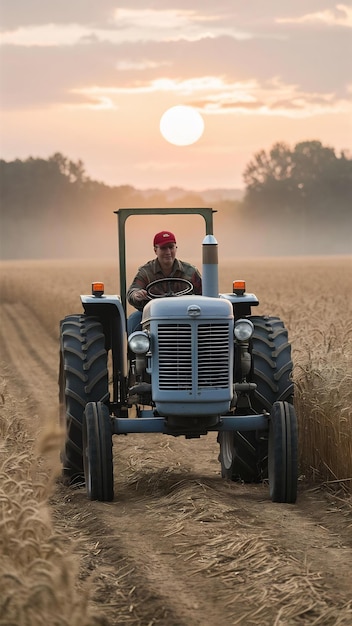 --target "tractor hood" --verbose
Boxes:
[142,295,233,324]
